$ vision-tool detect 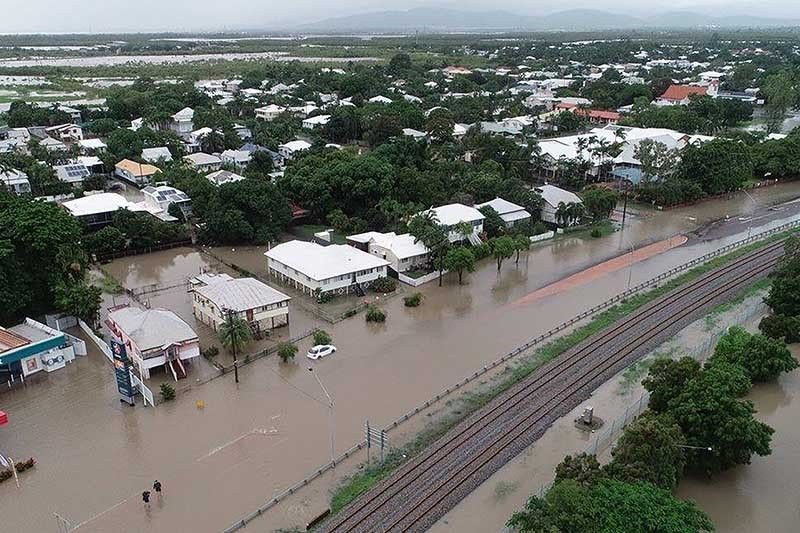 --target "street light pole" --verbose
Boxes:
[309,367,335,464]
[225,308,239,384]
[741,189,757,240]
[622,238,635,292]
